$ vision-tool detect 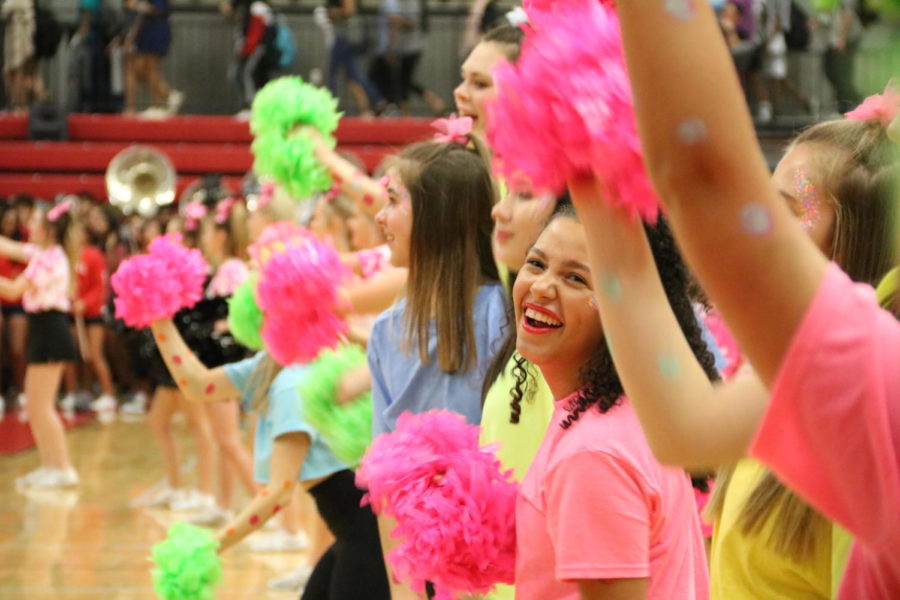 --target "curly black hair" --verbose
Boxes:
[503,204,720,429]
